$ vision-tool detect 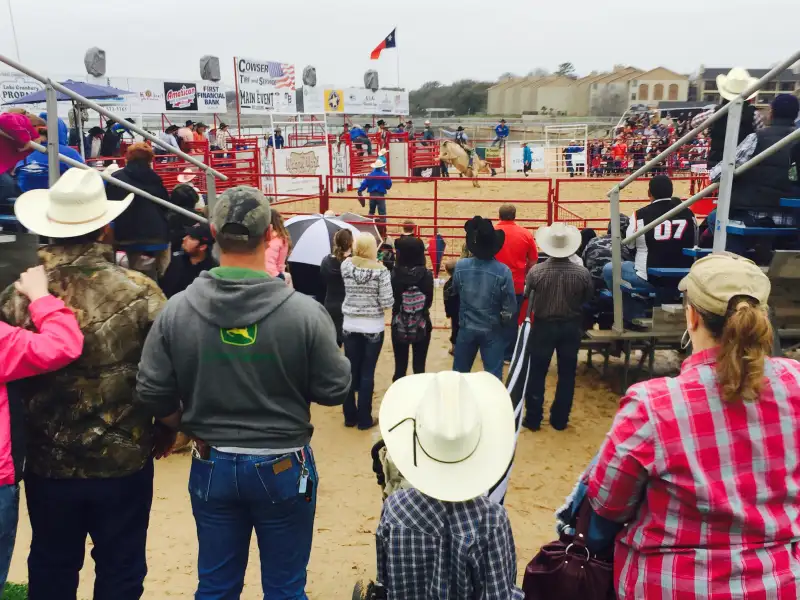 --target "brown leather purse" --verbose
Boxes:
[522,501,616,600]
